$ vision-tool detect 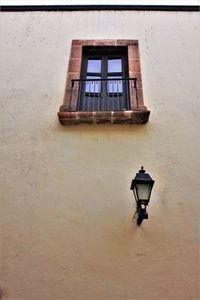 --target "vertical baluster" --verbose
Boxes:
[86,80,88,111]
[123,79,125,110]
[92,80,94,111]
[92,81,95,111]
[80,80,83,111]
[120,79,122,109]
[105,79,107,110]
[91,80,93,111]
[87,81,93,111]
[131,79,134,109]
[108,79,112,111]
[107,80,108,110]
[73,81,76,111]
[100,80,106,110]
[134,78,139,109]
[112,80,114,110]
[69,80,74,111]
[101,80,103,111]
[83,80,86,111]
[117,80,120,110]
[125,79,129,110]
[107,80,108,111]
[77,80,80,111]
[97,80,99,111]
[128,79,130,109]
[95,80,97,111]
